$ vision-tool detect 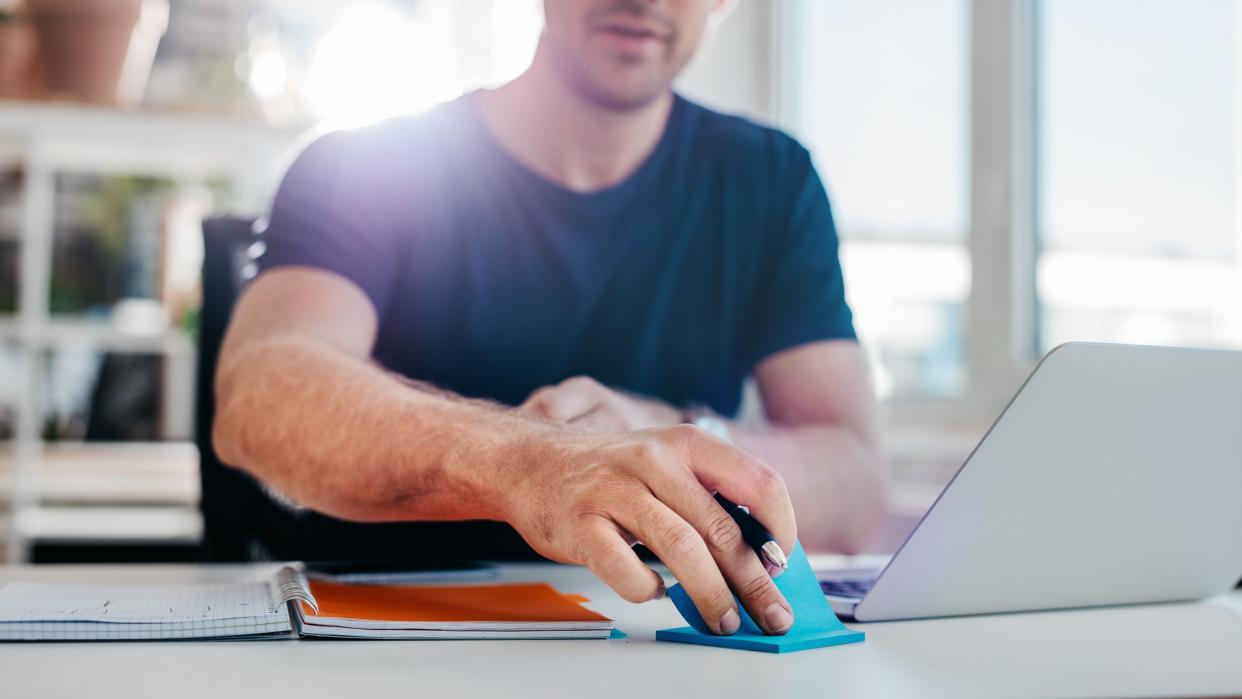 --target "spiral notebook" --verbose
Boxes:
[0,565,613,642]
